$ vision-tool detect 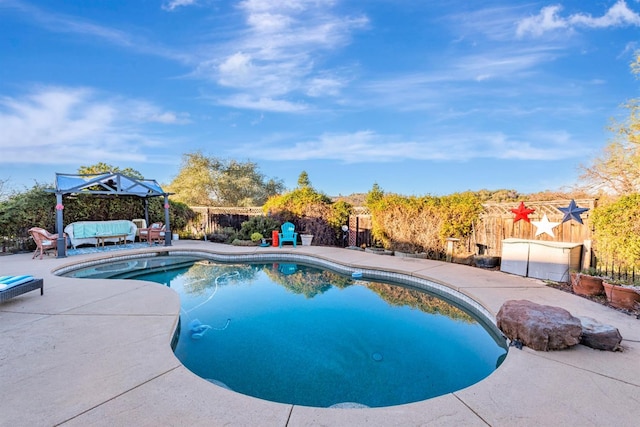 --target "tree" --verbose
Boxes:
[579,52,640,195]
[165,152,218,205]
[0,184,56,238]
[297,171,311,188]
[78,163,144,179]
[365,183,384,207]
[0,178,8,201]
[166,151,285,206]
[216,160,285,207]
[263,172,348,245]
